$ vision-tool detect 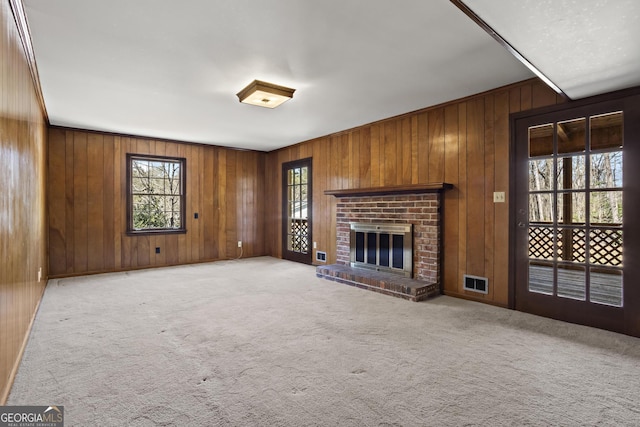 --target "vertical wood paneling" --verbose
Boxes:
[417,112,429,183]
[370,124,381,187]
[64,132,75,272]
[350,131,360,189]
[87,133,104,272]
[457,103,468,293]
[319,136,332,261]
[509,85,522,114]
[340,134,350,190]
[114,136,123,270]
[225,150,237,256]
[73,132,88,272]
[465,98,485,276]
[493,91,511,304]
[383,121,396,186]
[190,145,201,261]
[103,136,115,270]
[483,95,496,299]
[360,127,371,188]
[263,152,275,256]
[532,80,557,109]
[256,152,266,256]
[401,117,412,185]
[329,135,340,190]
[520,84,533,111]
[347,133,355,189]
[137,234,150,267]
[428,109,445,182]
[48,129,66,274]
[410,116,419,184]
[0,1,48,403]
[47,129,267,277]
[443,104,459,293]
